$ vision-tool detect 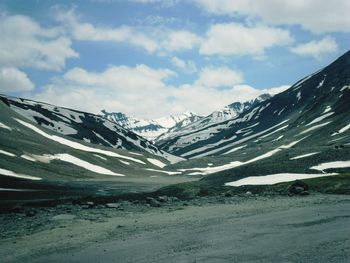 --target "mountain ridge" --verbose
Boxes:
[101,110,202,141]
[0,95,183,163]
[101,94,272,142]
